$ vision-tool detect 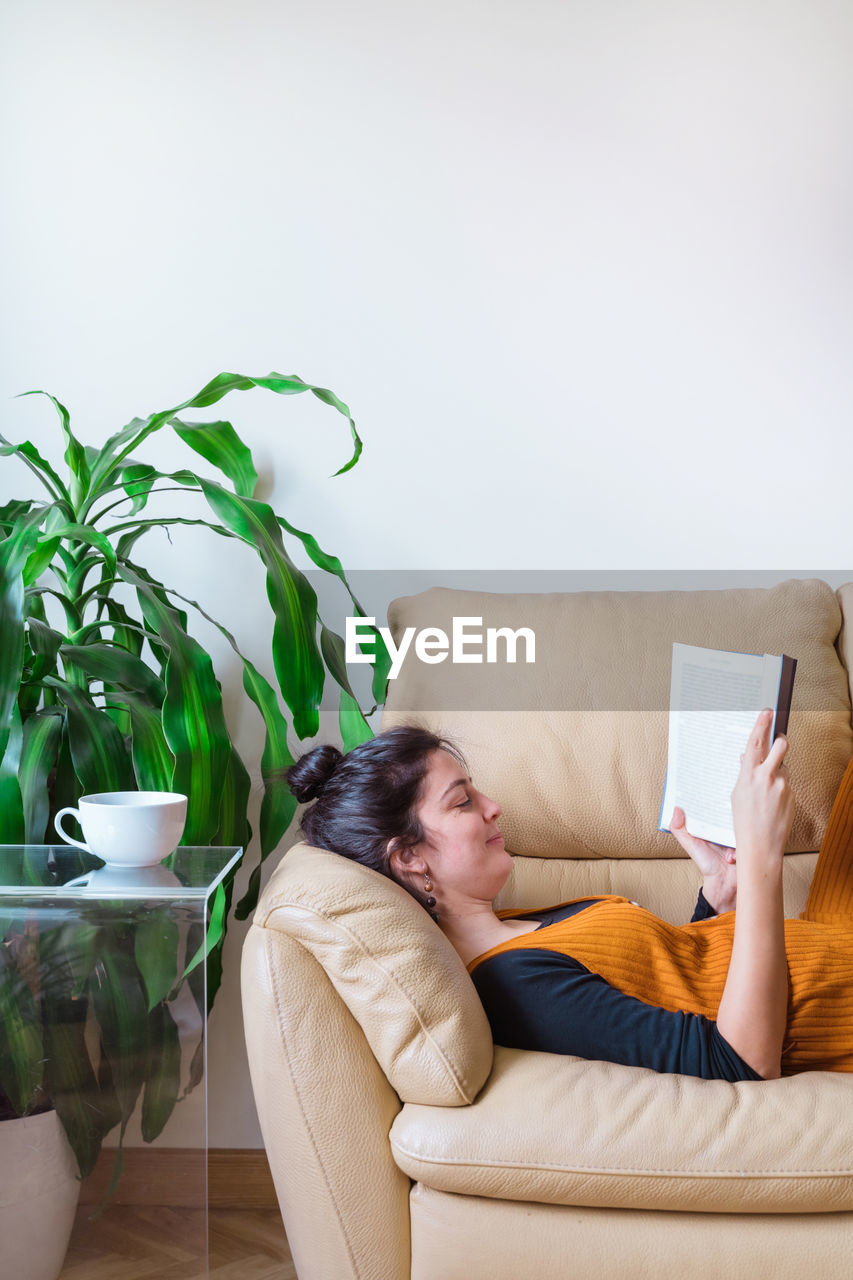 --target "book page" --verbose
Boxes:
[659,644,784,846]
